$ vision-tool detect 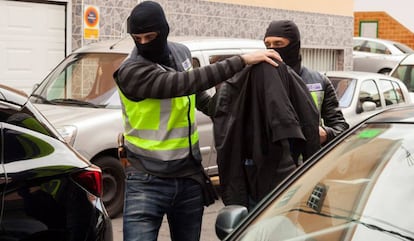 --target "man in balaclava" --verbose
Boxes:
[264,20,349,146]
[128,0,171,66]
[114,1,281,241]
